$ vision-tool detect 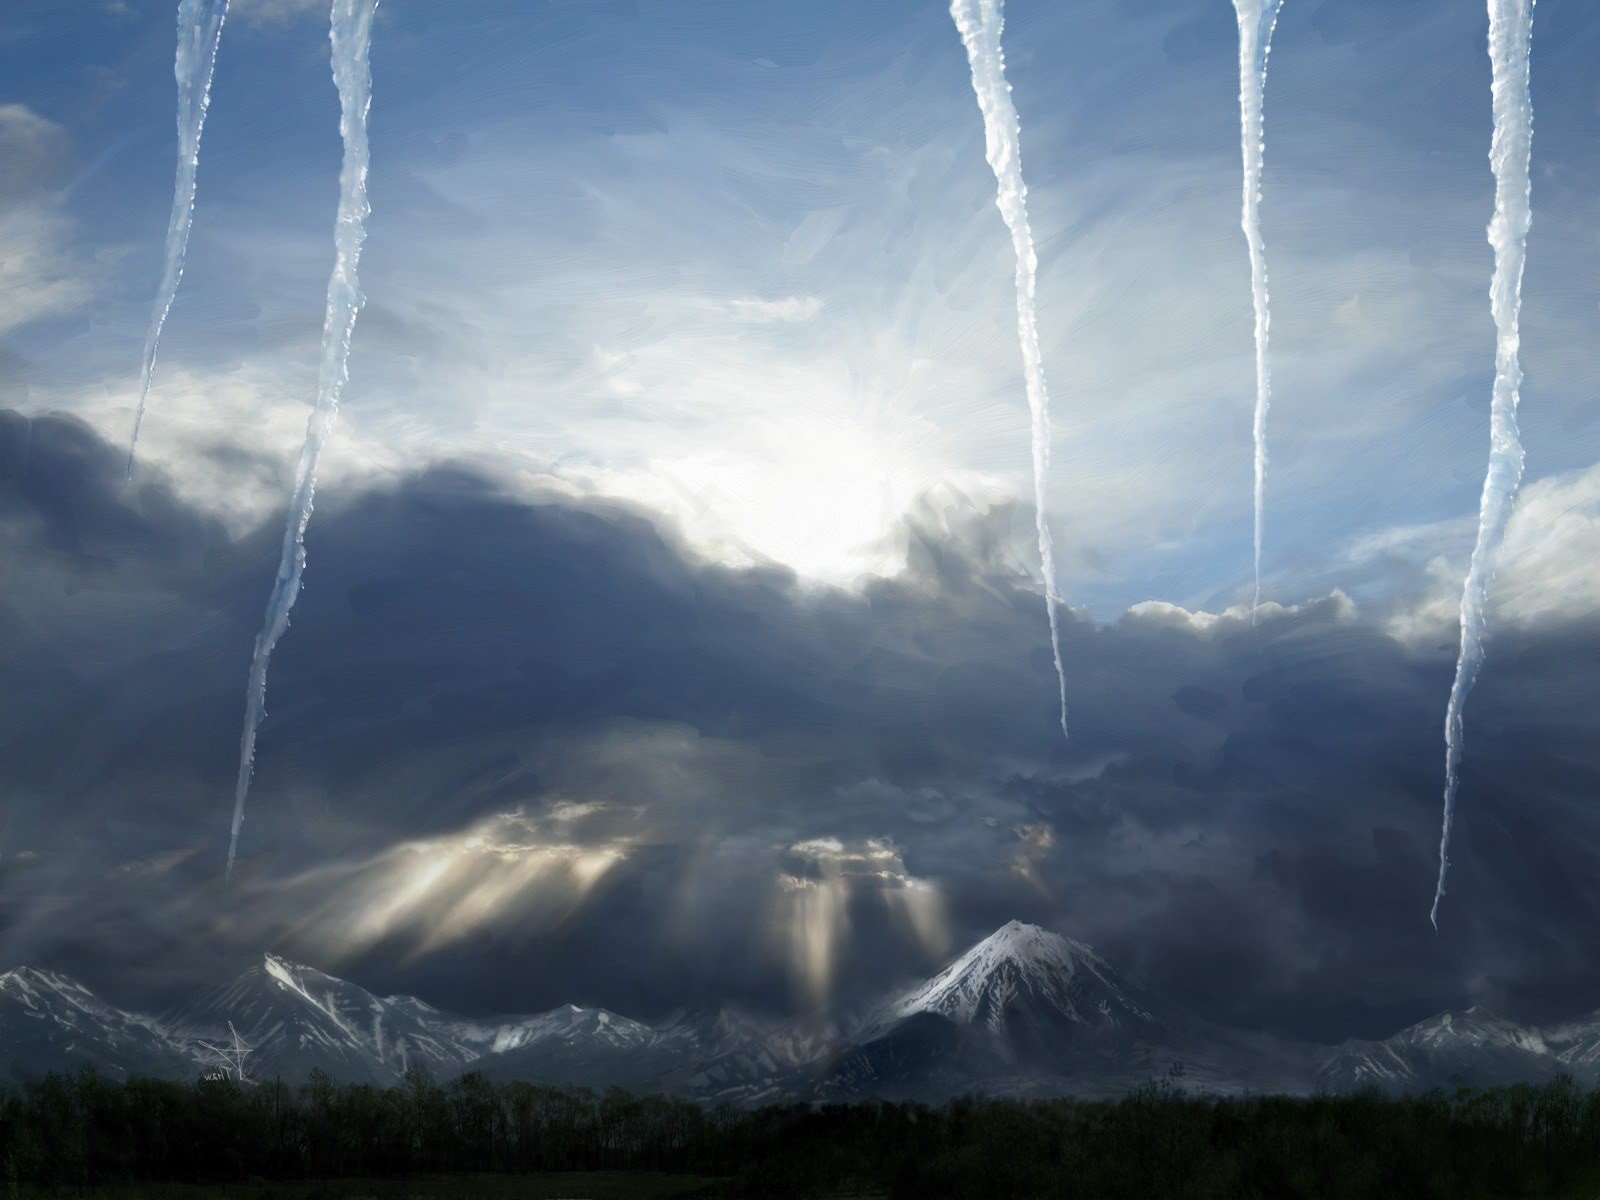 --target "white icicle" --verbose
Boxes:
[126,0,230,481]
[1432,0,1535,928]
[226,0,378,880]
[949,0,1069,738]
[1232,0,1282,616]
